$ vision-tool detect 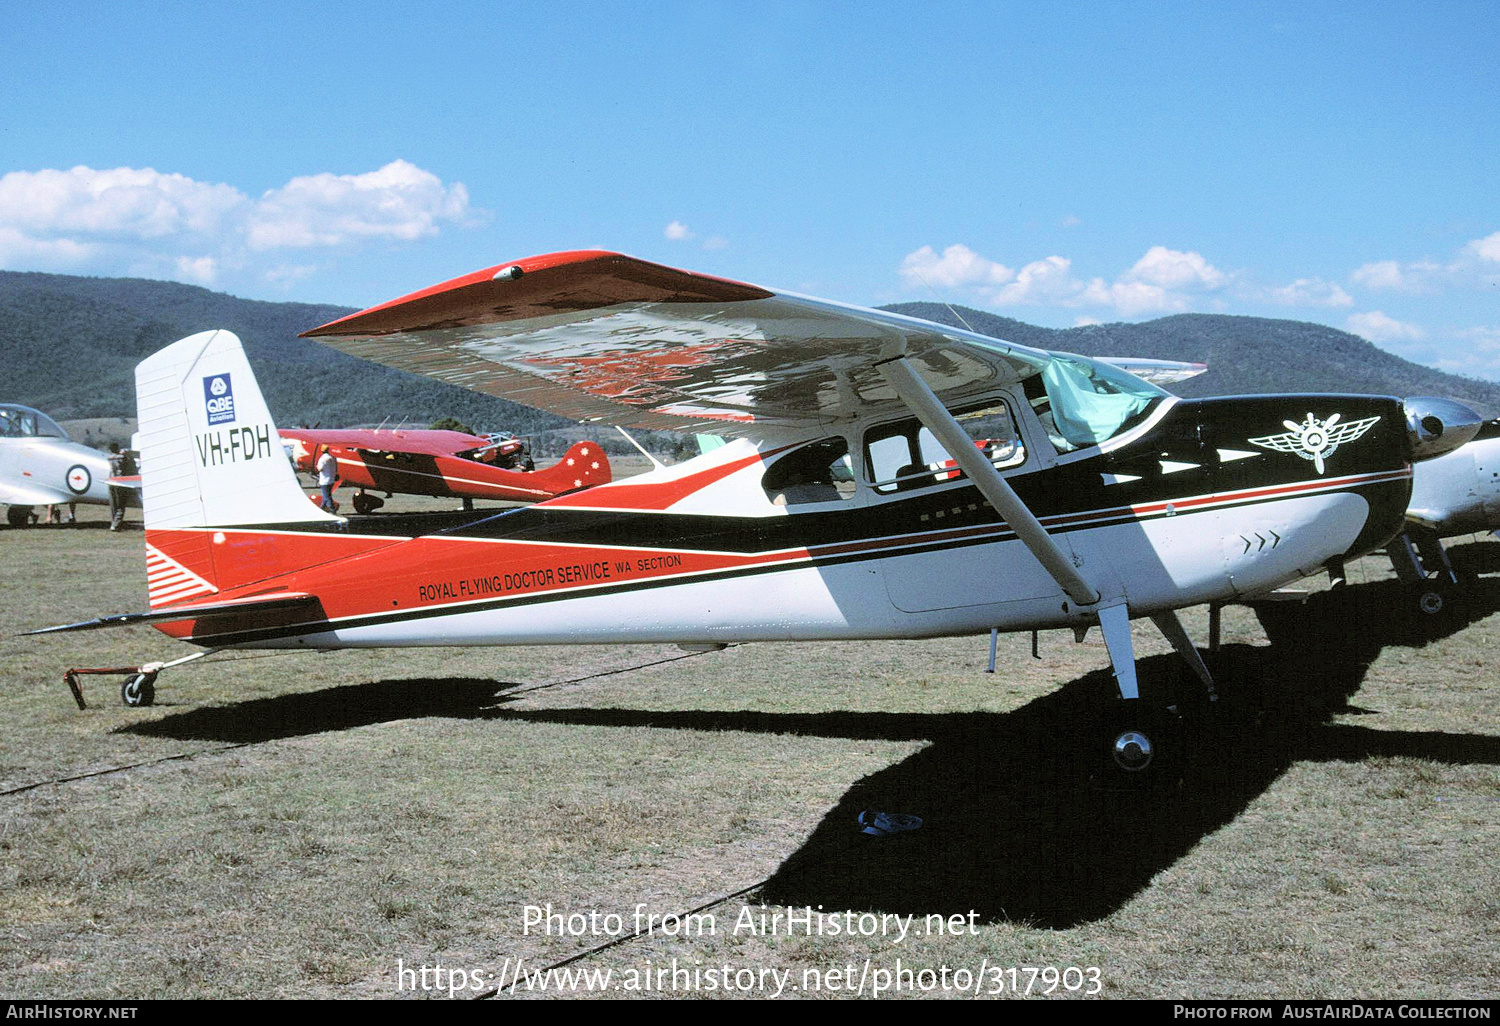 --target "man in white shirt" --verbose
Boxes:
[316,447,339,512]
